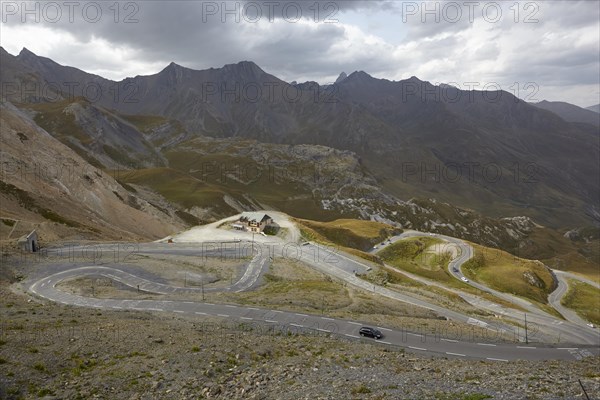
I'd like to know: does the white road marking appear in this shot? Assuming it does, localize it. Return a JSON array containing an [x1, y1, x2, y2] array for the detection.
[[348, 322, 361, 326], [265, 320, 277, 323], [295, 313, 308, 317], [217, 314, 229, 317], [317, 328, 331, 332], [441, 339, 458, 343], [240, 317, 253, 320], [271, 310, 283, 313], [345, 334, 360, 338], [517, 346, 536, 349], [248, 307, 259, 310], [173, 310, 184, 314], [225, 305, 237, 308], [322, 317, 335, 321], [486, 357, 508, 362], [112, 306, 122, 309], [408, 346, 427, 351], [407, 333, 423, 337], [290, 323, 303, 327], [195, 312, 207, 315], [377, 327, 392, 332], [477, 343, 497, 347], [380, 341, 392, 345], [446, 352, 466, 357], [558, 348, 578, 350], [148, 308, 163, 312]]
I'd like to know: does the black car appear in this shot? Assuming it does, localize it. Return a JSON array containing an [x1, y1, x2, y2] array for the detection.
[[359, 327, 383, 339]]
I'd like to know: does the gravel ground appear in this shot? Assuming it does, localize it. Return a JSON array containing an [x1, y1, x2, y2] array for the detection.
[[1, 281, 599, 400]]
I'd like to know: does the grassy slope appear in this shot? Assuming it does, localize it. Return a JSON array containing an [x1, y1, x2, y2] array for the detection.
[[520, 228, 599, 283], [29, 99, 92, 144], [462, 243, 556, 305], [379, 237, 454, 283], [28, 99, 105, 168], [119, 114, 188, 147], [160, 139, 599, 288], [119, 114, 171, 133], [229, 259, 442, 325], [561, 279, 600, 325], [296, 218, 400, 252], [294, 219, 396, 265], [290, 225, 504, 315], [164, 147, 346, 221], [107, 167, 240, 217], [378, 237, 528, 311]]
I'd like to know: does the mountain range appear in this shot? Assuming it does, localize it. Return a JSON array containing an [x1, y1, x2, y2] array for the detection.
[[3, 47, 598, 229], [0, 47, 599, 270], [532, 100, 600, 127], [586, 104, 600, 113]]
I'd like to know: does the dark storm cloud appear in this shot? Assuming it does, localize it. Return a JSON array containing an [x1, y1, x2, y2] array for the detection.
[[0, 0, 598, 105], [1, 1, 398, 70]]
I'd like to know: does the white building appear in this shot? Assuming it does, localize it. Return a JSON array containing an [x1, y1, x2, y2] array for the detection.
[[17, 230, 39, 252], [238, 212, 274, 233]]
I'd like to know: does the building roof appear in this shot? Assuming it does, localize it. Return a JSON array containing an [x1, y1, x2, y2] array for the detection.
[[17, 230, 37, 242], [240, 212, 272, 223]]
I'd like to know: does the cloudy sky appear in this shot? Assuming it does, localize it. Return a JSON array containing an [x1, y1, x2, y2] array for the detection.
[[1, 0, 599, 106]]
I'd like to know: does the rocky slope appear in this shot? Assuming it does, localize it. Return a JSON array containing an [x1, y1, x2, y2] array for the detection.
[[0, 102, 183, 242]]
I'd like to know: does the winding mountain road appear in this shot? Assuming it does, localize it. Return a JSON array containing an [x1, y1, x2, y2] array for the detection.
[[371, 231, 599, 345], [549, 271, 600, 328], [23, 216, 599, 360], [27, 263, 599, 361]]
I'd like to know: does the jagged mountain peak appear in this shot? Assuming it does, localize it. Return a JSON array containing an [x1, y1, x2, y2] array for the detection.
[[221, 60, 266, 78], [16, 47, 45, 64], [405, 75, 423, 83], [347, 70, 374, 81], [335, 72, 348, 84], [160, 61, 188, 73], [18, 47, 37, 57], [156, 60, 269, 83]]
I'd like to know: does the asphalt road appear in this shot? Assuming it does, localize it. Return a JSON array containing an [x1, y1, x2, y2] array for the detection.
[[549, 271, 599, 328], [21, 217, 599, 360], [28, 266, 599, 361], [371, 231, 600, 345]]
